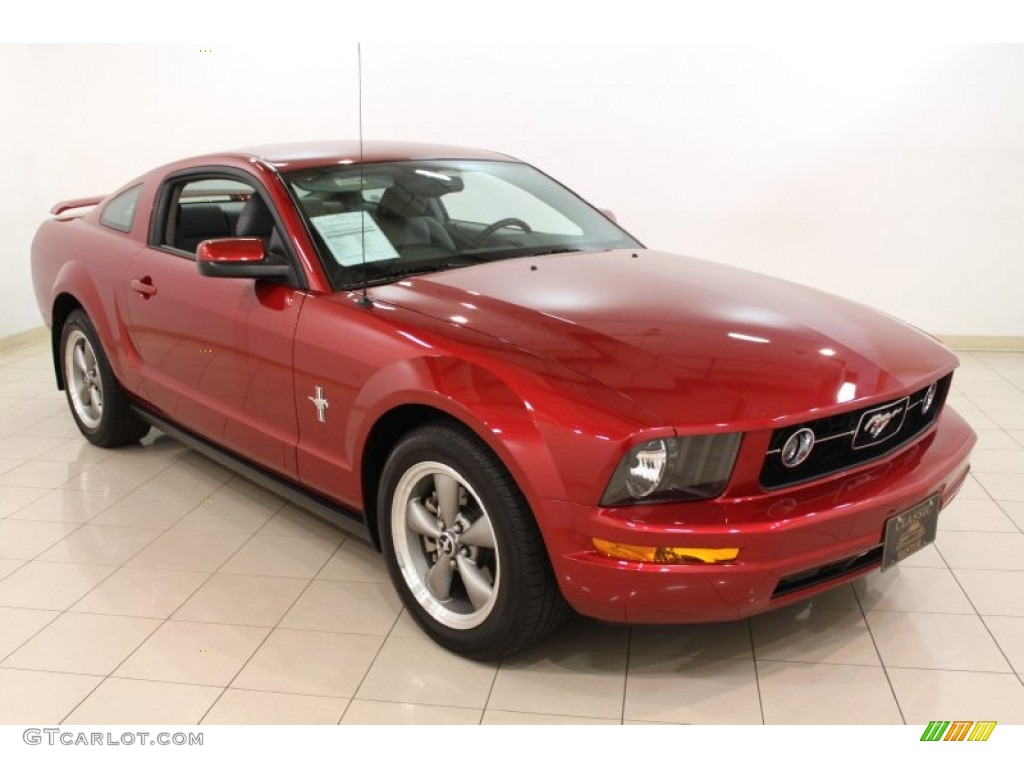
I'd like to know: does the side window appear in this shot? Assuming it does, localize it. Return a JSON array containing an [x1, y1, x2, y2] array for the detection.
[[100, 185, 143, 233], [160, 177, 281, 255]]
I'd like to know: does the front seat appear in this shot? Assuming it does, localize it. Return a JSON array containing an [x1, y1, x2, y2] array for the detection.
[[375, 186, 455, 251], [176, 204, 231, 252]]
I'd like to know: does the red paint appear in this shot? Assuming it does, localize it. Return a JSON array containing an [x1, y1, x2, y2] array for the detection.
[[50, 195, 106, 216], [30, 142, 976, 625], [196, 237, 265, 263]]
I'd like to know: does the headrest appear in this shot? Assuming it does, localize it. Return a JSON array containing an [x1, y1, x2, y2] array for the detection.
[[236, 195, 275, 237], [377, 185, 429, 218]]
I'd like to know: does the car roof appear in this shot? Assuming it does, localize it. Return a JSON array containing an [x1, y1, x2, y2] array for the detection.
[[185, 141, 520, 172]]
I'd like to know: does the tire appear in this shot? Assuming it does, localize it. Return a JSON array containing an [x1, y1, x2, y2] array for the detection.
[[378, 422, 567, 659], [59, 310, 149, 447]]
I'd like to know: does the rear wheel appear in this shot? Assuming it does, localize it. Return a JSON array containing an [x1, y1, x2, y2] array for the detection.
[[60, 310, 149, 447], [378, 423, 566, 659]]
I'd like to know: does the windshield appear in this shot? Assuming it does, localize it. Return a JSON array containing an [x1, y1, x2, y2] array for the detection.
[[283, 160, 641, 290]]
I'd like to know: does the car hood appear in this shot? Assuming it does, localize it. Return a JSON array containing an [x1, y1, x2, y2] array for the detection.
[[371, 249, 957, 430]]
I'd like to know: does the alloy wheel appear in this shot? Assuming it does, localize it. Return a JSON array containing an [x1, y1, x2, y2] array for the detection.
[[391, 461, 500, 630], [64, 328, 104, 430]]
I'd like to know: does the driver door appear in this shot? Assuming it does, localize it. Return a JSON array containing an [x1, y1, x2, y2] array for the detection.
[[123, 170, 305, 478]]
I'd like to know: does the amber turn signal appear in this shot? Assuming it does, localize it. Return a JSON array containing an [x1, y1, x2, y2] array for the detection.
[[592, 538, 739, 564]]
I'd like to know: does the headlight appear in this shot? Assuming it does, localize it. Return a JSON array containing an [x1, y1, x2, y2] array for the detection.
[[625, 439, 669, 498], [601, 433, 742, 506]]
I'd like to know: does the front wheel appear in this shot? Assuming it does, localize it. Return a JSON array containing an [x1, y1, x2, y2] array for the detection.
[[60, 310, 149, 447], [378, 423, 566, 659]]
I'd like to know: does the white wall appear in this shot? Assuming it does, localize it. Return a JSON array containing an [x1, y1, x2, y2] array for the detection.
[[2, 43, 1021, 339], [1, 45, 42, 340]]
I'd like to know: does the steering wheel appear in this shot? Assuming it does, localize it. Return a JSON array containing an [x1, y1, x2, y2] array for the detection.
[[471, 217, 533, 246]]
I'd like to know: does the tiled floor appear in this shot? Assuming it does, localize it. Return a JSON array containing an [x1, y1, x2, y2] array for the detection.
[[2, 338, 1024, 725]]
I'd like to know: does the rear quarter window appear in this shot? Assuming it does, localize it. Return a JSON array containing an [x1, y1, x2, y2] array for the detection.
[[100, 185, 143, 233]]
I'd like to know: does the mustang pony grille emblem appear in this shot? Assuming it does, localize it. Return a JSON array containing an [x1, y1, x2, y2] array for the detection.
[[865, 409, 899, 438], [853, 397, 909, 449], [308, 386, 330, 423]]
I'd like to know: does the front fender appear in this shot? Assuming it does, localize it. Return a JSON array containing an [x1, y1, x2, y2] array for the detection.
[[293, 295, 665, 517], [349, 356, 567, 503], [350, 349, 664, 507]]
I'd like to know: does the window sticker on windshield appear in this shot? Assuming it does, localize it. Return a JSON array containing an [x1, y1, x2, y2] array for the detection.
[[310, 212, 399, 267]]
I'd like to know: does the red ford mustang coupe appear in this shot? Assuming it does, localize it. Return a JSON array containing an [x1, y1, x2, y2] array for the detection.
[[31, 141, 976, 658]]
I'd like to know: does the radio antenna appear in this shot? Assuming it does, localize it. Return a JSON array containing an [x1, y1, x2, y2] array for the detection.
[[356, 43, 372, 309]]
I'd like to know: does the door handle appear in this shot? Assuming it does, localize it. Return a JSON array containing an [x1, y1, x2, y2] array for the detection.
[[130, 277, 157, 297]]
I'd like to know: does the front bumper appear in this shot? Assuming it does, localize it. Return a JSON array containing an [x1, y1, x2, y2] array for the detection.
[[537, 407, 976, 623]]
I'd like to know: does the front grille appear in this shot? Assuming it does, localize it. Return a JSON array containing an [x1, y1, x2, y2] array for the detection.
[[771, 546, 883, 598], [759, 374, 951, 490]]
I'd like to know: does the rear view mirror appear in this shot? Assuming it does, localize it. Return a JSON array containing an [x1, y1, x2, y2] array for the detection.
[[599, 208, 617, 223], [196, 238, 291, 279]]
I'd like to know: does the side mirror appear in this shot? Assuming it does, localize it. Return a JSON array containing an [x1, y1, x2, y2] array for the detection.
[[196, 238, 291, 279], [599, 208, 617, 223]]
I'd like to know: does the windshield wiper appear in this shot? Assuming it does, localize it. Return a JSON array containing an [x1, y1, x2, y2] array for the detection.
[[459, 246, 587, 262], [518, 247, 587, 257], [343, 248, 591, 290], [355, 259, 485, 287]]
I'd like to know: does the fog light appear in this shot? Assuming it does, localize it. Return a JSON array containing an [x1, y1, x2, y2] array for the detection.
[[921, 382, 937, 414], [781, 427, 815, 467], [593, 539, 739, 564]]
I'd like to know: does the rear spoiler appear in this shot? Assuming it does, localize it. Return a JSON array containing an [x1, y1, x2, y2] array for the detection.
[[50, 195, 106, 216]]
